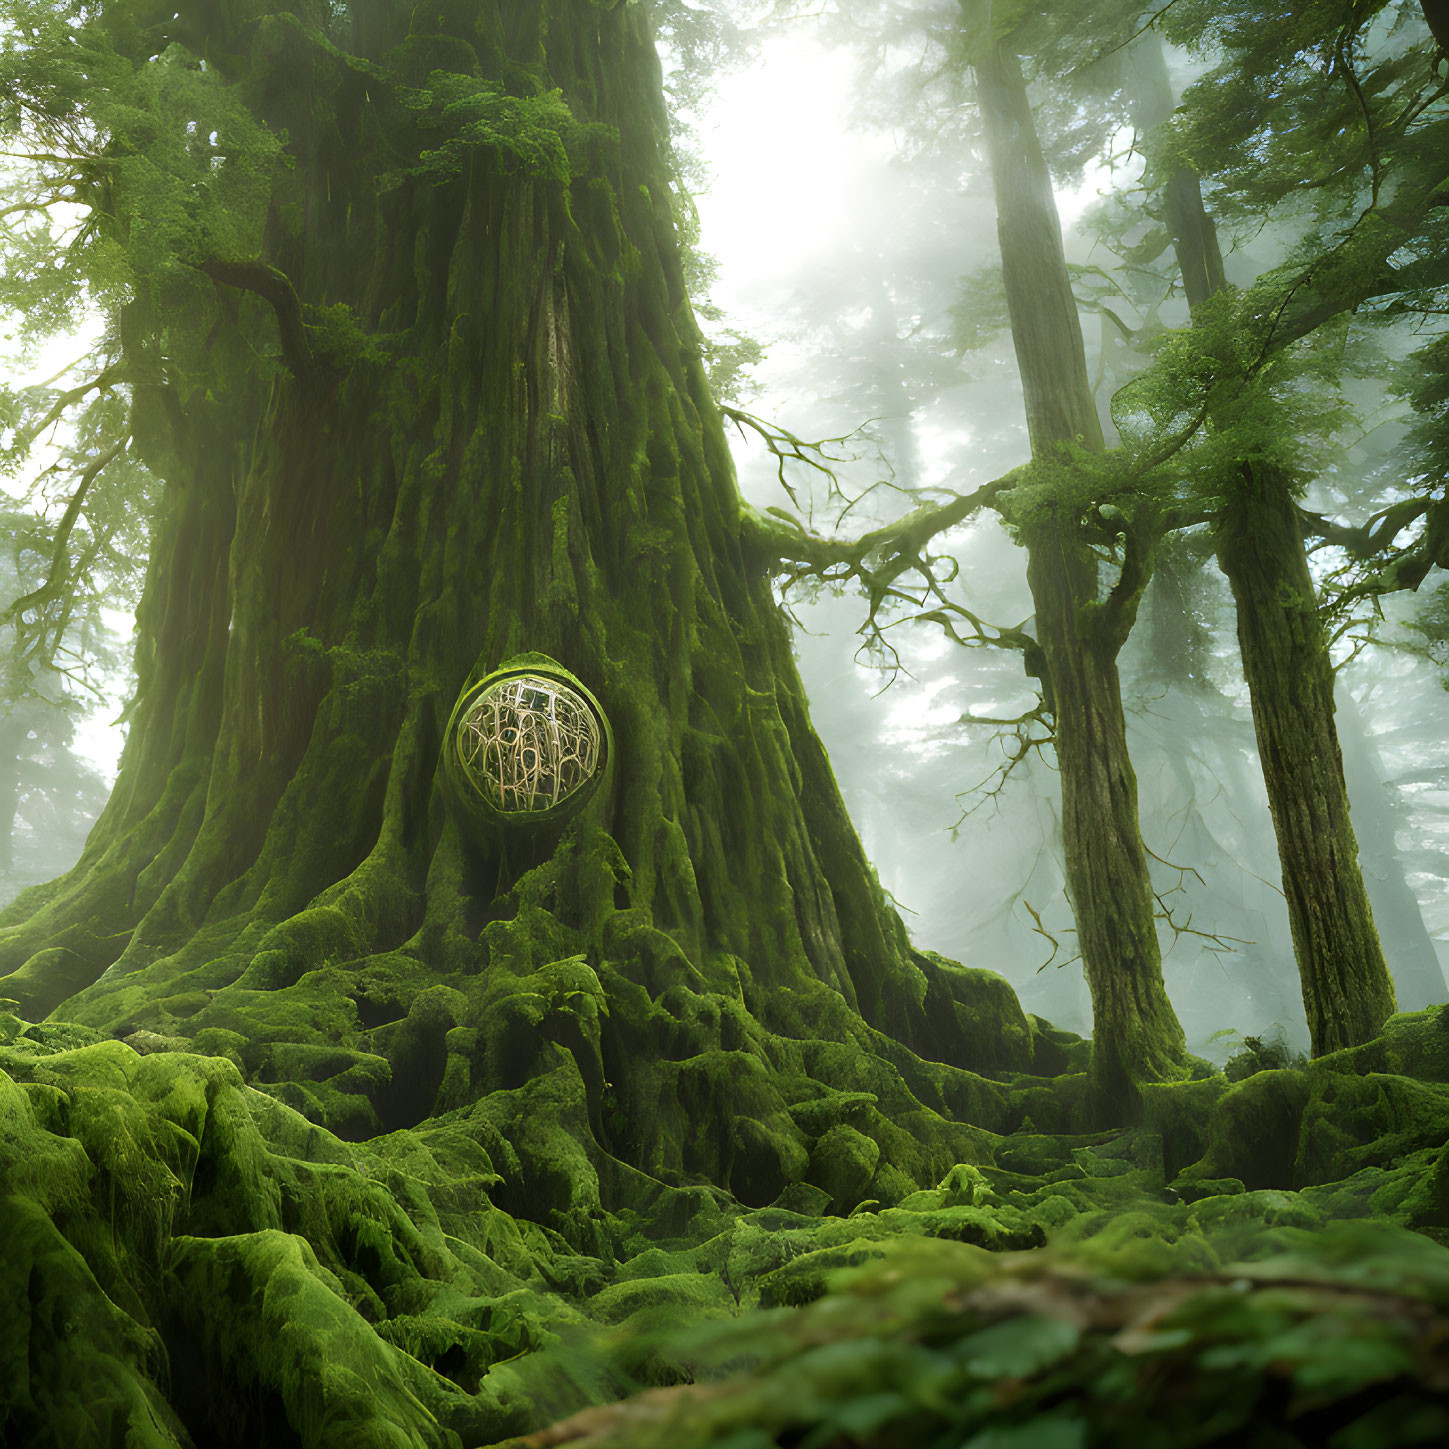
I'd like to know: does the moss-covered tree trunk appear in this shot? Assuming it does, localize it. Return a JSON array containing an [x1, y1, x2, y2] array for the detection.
[[1135, 34, 1400, 1053], [975, 42, 1188, 1107], [0, 0, 1036, 1217], [1215, 476, 1397, 1052]]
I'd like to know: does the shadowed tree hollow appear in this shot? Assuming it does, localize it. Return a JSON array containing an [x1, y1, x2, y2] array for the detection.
[[0, 0, 1054, 1208]]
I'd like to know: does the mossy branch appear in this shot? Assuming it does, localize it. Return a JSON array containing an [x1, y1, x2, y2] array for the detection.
[[742, 474, 1014, 613], [195, 260, 317, 386], [1095, 510, 1159, 652], [1300, 493, 1448, 600]]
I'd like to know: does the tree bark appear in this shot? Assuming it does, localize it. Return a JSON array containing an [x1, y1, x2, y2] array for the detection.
[[976, 42, 1188, 1107], [1215, 476, 1397, 1051]]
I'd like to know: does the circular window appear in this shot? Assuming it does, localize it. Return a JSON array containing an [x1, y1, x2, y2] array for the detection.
[[452, 672, 604, 817]]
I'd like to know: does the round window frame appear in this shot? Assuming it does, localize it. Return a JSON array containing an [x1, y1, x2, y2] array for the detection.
[[443, 661, 611, 831]]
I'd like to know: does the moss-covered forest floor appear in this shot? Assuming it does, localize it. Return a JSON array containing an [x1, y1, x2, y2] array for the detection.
[[5, 997, 1449, 1447]]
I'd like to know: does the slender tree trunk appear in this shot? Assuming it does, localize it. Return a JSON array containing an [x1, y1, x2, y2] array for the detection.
[[1126, 37, 1225, 310], [975, 42, 1188, 1107], [1215, 476, 1397, 1050], [1135, 32, 1401, 1052]]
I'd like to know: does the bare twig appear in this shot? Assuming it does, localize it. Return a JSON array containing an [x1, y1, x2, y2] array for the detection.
[[1023, 898, 1081, 973]]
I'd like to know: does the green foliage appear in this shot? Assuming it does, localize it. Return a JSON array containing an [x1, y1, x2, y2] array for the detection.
[[1217, 1026, 1311, 1082], [0, 17, 283, 331], [506, 1224, 1449, 1448], [1152, 0, 1439, 223], [381, 72, 591, 188], [1108, 288, 1356, 503]]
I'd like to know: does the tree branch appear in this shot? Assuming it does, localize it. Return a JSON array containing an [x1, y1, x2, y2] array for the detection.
[[741, 472, 1016, 611], [14, 362, 128, 452], [195, 259, 316, 384], [1096, 511, 1158, 651], [1, 440, 126, 628], [1297, 496, 1432, 559]]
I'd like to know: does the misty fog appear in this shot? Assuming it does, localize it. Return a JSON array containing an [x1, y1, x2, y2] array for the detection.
[[687, 12, 1449, 1060]]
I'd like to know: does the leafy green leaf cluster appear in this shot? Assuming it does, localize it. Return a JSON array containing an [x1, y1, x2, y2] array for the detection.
[[382, 72, 590, 189], [1153, 0, 1443, 225], [0, 12, 283, 341], [1109, 287, 1356, 509]]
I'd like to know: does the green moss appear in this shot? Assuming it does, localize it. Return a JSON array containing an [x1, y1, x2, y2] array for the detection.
[[1295, 1070, 1449, 1186], [8, 993, 1449, 1448], [588, 1271, 736, 1326], [1140, 1074, 1231, 1178], [1181, 1068, 1311, 1191], [1190, 1188, 1326, 1233], [234, 907, 364, 992], [914, 952, 1035, 1076], [804, 1124, 880, 1214], [165, 1229, 519, 1447], [1025, 1015, 1094, 1075], [0, 1194, 188, 1449]]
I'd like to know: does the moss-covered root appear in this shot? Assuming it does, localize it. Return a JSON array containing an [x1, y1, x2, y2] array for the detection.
[[163, 1230, 508, 1449], [0, 1032, 542, 1448], [0, 1193, 191, 1449]]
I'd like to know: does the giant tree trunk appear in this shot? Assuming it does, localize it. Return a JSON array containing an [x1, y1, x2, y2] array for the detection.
[[975, 43, 1188, 1107], [0, 0, 1029, 1211], [1135, 33, 1402, 1052]]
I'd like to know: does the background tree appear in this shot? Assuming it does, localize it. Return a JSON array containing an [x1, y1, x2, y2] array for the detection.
[[1114, 0, 1449, 1051], [0, 387, 146, 908], [0, 690, 108, 898], [745, 0, 1448, 1064], [744, 3, 1198, 1110], [971, 28, 1190, 1105]]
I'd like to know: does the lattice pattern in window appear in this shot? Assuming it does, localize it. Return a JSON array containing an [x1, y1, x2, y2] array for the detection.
[[456, 674, 601, 814]]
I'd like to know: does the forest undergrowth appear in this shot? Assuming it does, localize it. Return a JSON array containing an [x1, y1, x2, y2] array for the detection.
[[6, 977, 1449, 1448]]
